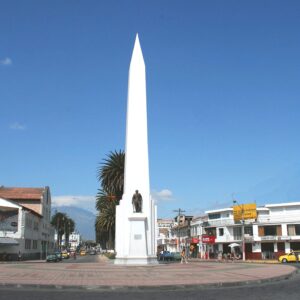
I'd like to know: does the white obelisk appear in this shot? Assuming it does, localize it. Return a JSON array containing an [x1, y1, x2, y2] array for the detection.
[[114, 34, 157, 265]]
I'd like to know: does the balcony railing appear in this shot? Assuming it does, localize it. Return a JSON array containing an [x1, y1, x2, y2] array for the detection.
[[260, 235, 278, 241], [203, 219, 236, 227]]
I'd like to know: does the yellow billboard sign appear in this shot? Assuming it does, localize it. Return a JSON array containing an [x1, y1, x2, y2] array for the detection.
[[233, 203, 257, 221]]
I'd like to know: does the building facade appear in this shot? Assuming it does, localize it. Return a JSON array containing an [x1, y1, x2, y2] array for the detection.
[[0, 187, 55, 260], [156, 218, 175, 253], [203, 202, 300, 260], [157, 201, 300, 260], [55, 231, 82, 250]]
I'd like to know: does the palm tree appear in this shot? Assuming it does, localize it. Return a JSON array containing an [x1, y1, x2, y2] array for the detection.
[[97, 150, 125, 200], [51, 212, 76, 250], [95, 150, 125, 249], [51, 212, 66, 249], [65, 218, 75, 248], [95, 200, 116, 249]]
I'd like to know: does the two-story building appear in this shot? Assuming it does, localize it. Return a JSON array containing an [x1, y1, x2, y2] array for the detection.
[[203, 202, 300, 260], [156, 218, 175, 253], [169, 215, 193, 253], [0, 186, 55, 260]]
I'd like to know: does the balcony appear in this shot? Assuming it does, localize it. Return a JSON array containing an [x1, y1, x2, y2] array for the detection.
[[260, 235, 278, 241], [203, 219, 236, 227]]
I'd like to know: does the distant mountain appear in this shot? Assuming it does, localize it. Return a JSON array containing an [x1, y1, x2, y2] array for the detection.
[[51, 206, 96, 241]]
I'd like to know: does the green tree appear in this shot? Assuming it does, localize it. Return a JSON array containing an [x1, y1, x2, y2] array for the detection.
[[65, 218, 75, 248], [95, 150, 125, 250], [51, 212, 76, 249], [97, 150, 125, 199]]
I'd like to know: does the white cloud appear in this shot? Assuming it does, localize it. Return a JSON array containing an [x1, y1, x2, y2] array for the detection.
[[52, 195, 96, 213], [152, 189, 174, 203], [10, 122, 26, 130], [0, 57, 12, 65]]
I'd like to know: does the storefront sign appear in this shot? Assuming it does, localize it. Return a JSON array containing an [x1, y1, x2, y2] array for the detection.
[[278, 236, 290, 241], [201, 235, 216, 244], [233, 203, 257, 221], [186, 238, 200, 244], [0, 210, 19, 231]]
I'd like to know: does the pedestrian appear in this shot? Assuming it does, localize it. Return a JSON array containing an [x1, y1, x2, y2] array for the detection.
[[18, 251, 22, 261], [181, 248, 188, 264], [292, 250, 299, 263], [73, 251, 77, 260]]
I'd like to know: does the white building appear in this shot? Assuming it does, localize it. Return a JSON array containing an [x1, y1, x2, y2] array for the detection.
[[169, 215, 193, 253], [55, 232, 81, 250], [156, 218, 175, 252], [0, 187, 55, 260], [190, 215, 207, 258], [203, 201, 300, 260]]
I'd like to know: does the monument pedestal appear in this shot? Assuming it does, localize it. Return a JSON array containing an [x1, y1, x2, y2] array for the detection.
[[114, 214, 158, 265]]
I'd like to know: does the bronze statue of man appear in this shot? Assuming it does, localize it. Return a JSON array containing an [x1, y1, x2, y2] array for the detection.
[[132, 190, 142, 213]]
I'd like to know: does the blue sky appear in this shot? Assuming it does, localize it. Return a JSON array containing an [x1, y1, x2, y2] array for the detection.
[[1, 1, 300, 218]]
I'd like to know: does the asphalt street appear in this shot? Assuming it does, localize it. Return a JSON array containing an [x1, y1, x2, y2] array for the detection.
[[0, 255, 299, 300], [0, 271, 300, 300]]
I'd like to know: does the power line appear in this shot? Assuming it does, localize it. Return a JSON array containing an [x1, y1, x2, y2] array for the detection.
[[173, 208, 186, 225]]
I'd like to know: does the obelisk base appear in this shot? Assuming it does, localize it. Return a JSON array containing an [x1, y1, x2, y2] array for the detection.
[[114, 215, 158, 265]]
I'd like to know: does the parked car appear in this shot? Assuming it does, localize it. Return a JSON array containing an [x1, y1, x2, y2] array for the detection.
[[46, 253, 59, 262], [279, 251, 300, 263], [55, 251, 62, 261], [171, 252, 181, 261], [89, 250, 96, 255], [158, 251, 173, 261], [61, 251, 70, 259], [80, 250, 86, 256]]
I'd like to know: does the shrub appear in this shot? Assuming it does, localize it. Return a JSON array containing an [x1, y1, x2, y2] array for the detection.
[[104, 252, 116, 259]]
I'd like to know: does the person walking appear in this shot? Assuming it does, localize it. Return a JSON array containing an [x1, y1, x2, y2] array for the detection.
[[181, 248, 188, 264]]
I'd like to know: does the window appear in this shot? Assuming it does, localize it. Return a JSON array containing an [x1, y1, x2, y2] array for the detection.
[[25, 239, 31, 249], [264, 226, 277, 236], [288, 224, 300, 236], [33, 222, 39, 231], [205, 227, 216, 236], [233, 227, 242, 240], [244, 226, 253, 236], [258, 225, 280, 236], [208, 213, 221, 220], [218, 228, 224, 236], [32, 240, 38, 249], [25, 215, 33, 229], [296, 225, 300, 235]]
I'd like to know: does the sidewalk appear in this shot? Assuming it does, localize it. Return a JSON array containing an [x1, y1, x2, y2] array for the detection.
[[0, 255, 296, 290]]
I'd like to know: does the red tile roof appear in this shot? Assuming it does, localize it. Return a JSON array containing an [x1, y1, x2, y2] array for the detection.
[[0, 187, 45, 201]]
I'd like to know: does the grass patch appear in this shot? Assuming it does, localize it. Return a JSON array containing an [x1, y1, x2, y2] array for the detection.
[[103, 252, 116, 259]]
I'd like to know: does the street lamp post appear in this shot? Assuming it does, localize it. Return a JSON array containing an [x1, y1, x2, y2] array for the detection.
[[233, 200, 245, 261]]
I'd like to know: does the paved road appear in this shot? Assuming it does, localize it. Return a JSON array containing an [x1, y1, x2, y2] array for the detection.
[[0, 255, 299, 299], [0, 270, 299, 300], [63, 253, 99, 263]]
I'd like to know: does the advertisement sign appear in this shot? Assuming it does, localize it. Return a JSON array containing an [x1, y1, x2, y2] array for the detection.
[[0, 210, 19, 231], [191, 238, 199, 244], [201, 235, 216, 244], [233, 203, 257, 221], [186, 238, 200, 244]]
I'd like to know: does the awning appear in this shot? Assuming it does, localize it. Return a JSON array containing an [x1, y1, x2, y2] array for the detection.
[[0, 237, 19, 245]]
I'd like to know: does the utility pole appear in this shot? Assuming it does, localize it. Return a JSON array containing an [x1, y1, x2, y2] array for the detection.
[[173, 208, 186, 252], [173, 208, 186, 226], [233, 199, 245, 261]]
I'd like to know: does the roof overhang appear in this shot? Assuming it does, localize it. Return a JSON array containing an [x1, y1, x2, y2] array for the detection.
[[0, 237, 19, 245]]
